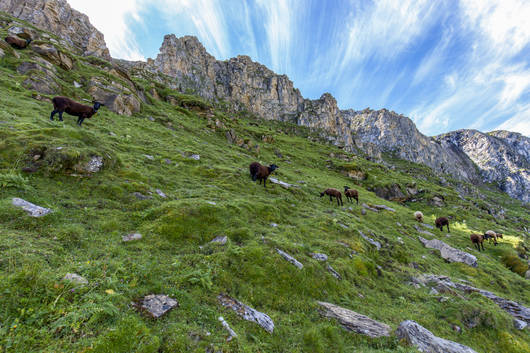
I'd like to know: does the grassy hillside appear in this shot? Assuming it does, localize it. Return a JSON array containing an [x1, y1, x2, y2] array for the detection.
[[0, 13, 529, 353]]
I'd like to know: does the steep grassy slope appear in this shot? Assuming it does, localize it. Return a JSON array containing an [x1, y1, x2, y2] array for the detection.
[[1, 14, 529, 353]]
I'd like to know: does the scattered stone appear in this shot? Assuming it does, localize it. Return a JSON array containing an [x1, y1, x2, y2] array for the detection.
[[452, 324, 461, 333], [430, 196, 445, 207], [439, 296, 449, 303], [206, 201, 217, 205], [109, 131, 117, 137], [276, 249, 303, 269], [12, 198, 52, 217], [136, 294, 178, 318], [270, 223, 278, 227], [144, 154, 154, 160], [133, 192, 152, 200], [63, 273, 88, 285], [268, 177, 297, 189], [218, 294, 274, 333], [361, 208, 367, 215], [419, 237, 477, 267], [73, 81, 82, 88], [396, 320, 477, 353], [218, 316, 237, 342], [155, 189, 167, 198], [414, 225, 435, 236], [397, 237, 404, 244], [359, 230, 381, 250], [327, 265, 342, 280], [148, 116, 155, 121], [309, 253, 328, 261], [189, 154, 200, 160], [514, 319, 527, 330], [164, 158, 172, 164], [317, 301, 391, 338], [338, 222, 349, 229], [525, 270, 530, 279], [421, 223, 434, 230], [429, 287, 439, 295], [372, 204, 396, 212], [81, 156, 103, 173], [337, 241, 350, 248], [210, 236, 227, 245], [361, 203, 379, 212], [122, 233, 142, 242], [396, 222, 402, 227]]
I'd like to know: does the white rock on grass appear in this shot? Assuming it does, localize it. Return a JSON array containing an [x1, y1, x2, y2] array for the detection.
[[359, 230, 381, 250], [415, 225, 435, 236], [155, 189, 167, 198], [276, 249, 303, 269], [419, 237, 477, 267], [396, 320, 478, 353], [372, 204, 396, 212], [210, 235, 227, 245], [136, 294, 178, 318], [63, 273, 88, 285], [309, 253, 328, 261], [218, 294, 274, 333], [361, 203, 379, 212], [219, 316, 237, 342], [268, 177, 298, 189], [327, 264, 342, 280], [122, 233, 142, 242], [12, 198, 52, 217], [317, 301, 391, 338]]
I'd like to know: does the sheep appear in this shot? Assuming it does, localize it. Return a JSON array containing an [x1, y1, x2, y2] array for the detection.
[[435, 217, 450, 232], [249, 162, 278, 188], [343, 186, 359, 204], [5, 36, 31, 49], [414, 211, 424, 222], [320, 188, 343, 206], [50, 97, 104, 126], [470, 233, 485, 251], [483, 230, 502, 246]]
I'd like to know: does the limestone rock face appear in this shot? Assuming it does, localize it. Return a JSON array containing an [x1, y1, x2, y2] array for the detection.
[[0, 0, 110, 58], [419, 237, 478, 267], [436, 130, 530, 203]]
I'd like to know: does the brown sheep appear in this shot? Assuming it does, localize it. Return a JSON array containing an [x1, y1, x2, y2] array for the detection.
[[249, 162, 278, 188], [483, 230, 502, 246], [470, 233, 485, 251], [5, 36, 31, 49], [50, 97, 104, 126], [435, 217, 450, 232], [320, 188, 343, 206], [343, 186, 359, 204]]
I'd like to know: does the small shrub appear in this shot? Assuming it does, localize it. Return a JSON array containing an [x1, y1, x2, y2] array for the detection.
[[0, 172, 31, 191], [501, 251, 528, 277]]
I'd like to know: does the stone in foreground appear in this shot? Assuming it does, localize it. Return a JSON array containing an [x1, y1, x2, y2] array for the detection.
[[419, 237, 477, 267], [210, 235, 228, 245], [122, 233, 142, 242], [136, 294, 178, 318], [317, 301, 391, 338], [12, 197, 52, 217], [396, 320, 477, 353], [309, 252, 328, 261], [268, 177, 298, 189], [218, 294, 274, 333], [63, 273, 88, 285], [276, 248, 304, 269]]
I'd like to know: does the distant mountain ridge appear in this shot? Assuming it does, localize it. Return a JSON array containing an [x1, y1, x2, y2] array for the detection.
[[2, 0, 528, 202]]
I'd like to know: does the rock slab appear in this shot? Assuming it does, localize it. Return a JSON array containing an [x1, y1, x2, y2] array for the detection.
[[218, 294, 274, 333], [309, 253, 328, 261], [12, 198, 52, 217], [122, 233, 142, 242], [137, 294, 178, 318], [276, 248, 303, 269], [359, 230, 381, 250], [396, 320, 478, 353], [419, 237, 477, 267], [63, 273, 88, 285], [210, 235, 227, 245], [317, 301, 391, 338]]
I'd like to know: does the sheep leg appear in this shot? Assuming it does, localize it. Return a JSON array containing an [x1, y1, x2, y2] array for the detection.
[[356, 197, 359, 205], [58, 111, 63, 122], [263, 178, 267, 188], [50, 110, 57, 121], [339, 196, 343, 206], [446, 224, 450, 233], [77, 117, 85, 126], [481, 242, 485, 251], [329, 195, 333, 203]]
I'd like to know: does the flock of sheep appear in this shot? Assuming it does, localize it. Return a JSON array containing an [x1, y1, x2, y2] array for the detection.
[[250, 162, 503, 253]]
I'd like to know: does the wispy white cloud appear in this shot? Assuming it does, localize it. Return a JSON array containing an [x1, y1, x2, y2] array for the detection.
[[494, 110, 530, 136], [68, 0, 144, 60]]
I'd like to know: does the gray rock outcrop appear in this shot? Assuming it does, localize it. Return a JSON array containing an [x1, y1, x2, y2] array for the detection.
[[419, 237, 477, 267], [136, 294, 178, 318], [218, 294, 274, 333], [276, 248, 303, 269], [396, 320, 477, 353], [12, 197, 52, 217]]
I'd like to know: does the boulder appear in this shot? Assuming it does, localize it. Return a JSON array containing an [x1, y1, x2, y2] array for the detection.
[[88, 84, 141, 116], [269, 177, 298, 189], [359, 230, 381, 250], [122, 233, 142, 242], [74, 156, 103, 174], [396, 320, 477, 353], [63, 273, 88, 285], [419, 237, 477, 267], [276, 248, 303, 269], [31, 43, 73, 70], [317, 301, 391, 338], [309, 253, 328, 261], [210, 235, 227, 245], [135, 294, 178, 318], [12, 197, 52, 217], [218, 294, 274, 333]]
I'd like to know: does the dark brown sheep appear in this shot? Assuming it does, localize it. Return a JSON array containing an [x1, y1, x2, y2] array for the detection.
[[343, 186, 359, 204], [249, 162, 278, 188], [470, 233, 485, 251], [5, 36, 31, 49], [320, 188, 343, 206], [50, 97, 104, 126], [435, 217, 450, 232]]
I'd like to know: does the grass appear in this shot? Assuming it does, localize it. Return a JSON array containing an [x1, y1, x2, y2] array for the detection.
[[0, 11, 529, 353]]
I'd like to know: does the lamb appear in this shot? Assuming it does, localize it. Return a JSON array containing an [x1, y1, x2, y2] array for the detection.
[[414, 211, 424, 222], [249, 162, 278, 188], [5, 36, 31, 49], [435, 217, 450, 232], [483, 230, 502, 246], [470, 233, 485, 251], [343, 186, 359, 204], [320, 188, 343, 206], [50, 97, 104, 126]]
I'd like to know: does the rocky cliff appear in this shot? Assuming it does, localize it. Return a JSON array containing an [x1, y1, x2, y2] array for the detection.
[[0, 0, 110, 59]]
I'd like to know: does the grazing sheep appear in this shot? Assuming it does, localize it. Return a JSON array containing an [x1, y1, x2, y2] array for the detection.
[[249, 162, 278, 188], [435, 217, 450, 232], [414, 211, 424, 222], [343, 186, 359, 204], [5, 36, 31, 49], [470, 233, 485, 251], [320, 188, 343, 206], [483, 230, 502, 246], [50, 97, 104, 126]]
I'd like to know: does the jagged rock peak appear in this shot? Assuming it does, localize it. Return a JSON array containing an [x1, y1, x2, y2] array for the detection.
[[0, 0, 110, 59]]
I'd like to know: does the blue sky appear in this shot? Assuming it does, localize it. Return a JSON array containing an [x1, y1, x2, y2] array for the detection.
[[69, 0, 530, 136]]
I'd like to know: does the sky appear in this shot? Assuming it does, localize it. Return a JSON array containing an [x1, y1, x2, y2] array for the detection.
[[68, 0, 530, 137]]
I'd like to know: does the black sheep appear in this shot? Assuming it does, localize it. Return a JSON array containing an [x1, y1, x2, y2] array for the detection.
[[50, 97, 104, 126], [344, 186, 359, 204], [435, 217, 450, 232], [320, 188, 343, 206], [249, 162, 278, 188]]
